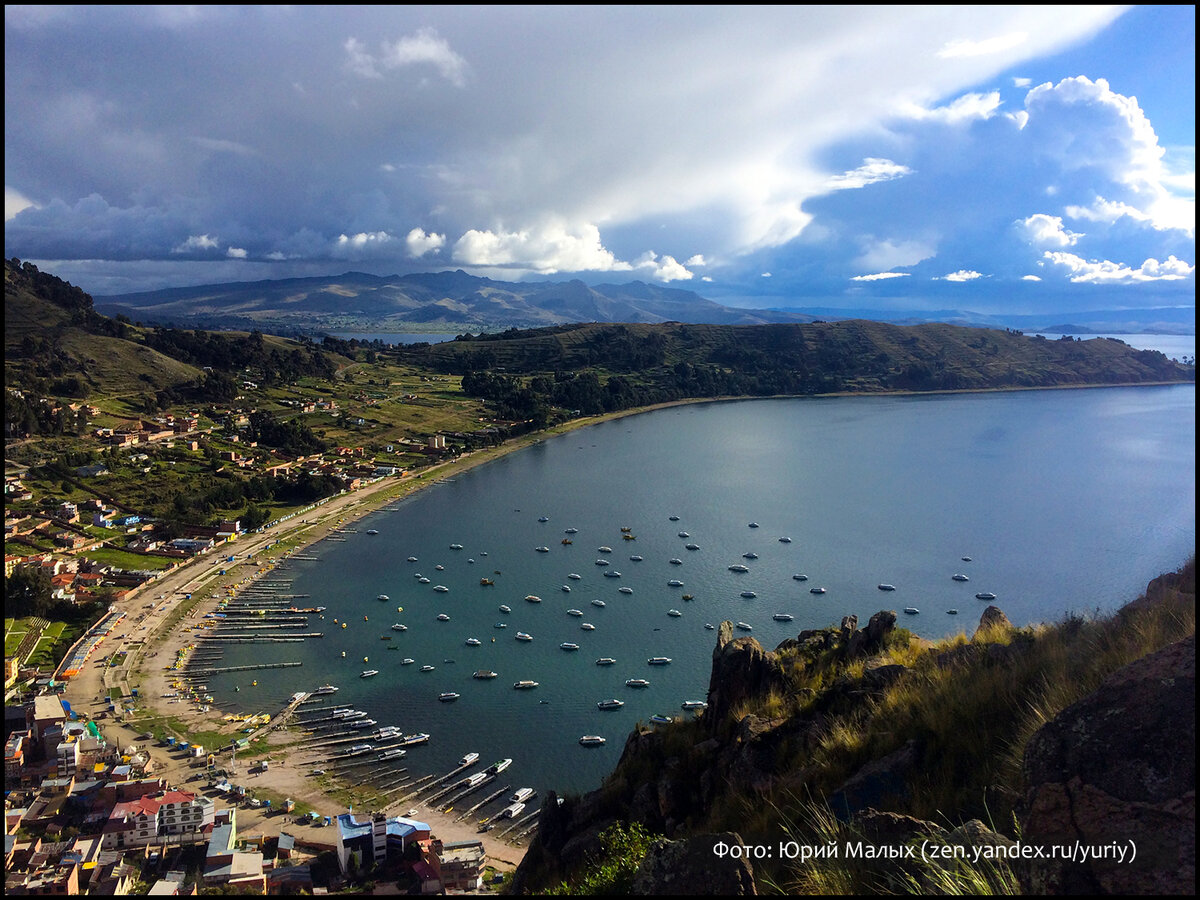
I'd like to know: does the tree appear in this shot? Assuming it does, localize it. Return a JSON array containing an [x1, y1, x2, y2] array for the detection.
[[6, 567, 53, 618]]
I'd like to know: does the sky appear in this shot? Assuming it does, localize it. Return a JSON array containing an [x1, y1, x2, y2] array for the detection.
[[4, 5, 1195, 316]]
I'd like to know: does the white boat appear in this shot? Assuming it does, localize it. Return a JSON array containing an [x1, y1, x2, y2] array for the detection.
[[538, 516, 549, 522], [685, 544, 700, 551], [437, 613, 451, 621], [596, 657, 616, 666], [367, 529, 379, 535], [535, 546, 550, 553], [669, 558, 683, 565], [975, 592, 997, 601], [391, 623, 408, 631], [667, 609, 682, 617], [561, 585, 571, 592], [580, 623, 595, 631], [499, 604, 511, 613], [740, 591, 757, 598], [487, 758, 513, 774], [513, 680, 539, 689], [439, 692, 460, 702], [810, 587, 826, 594], [510, 786, 536, 804], [421, 665, 435, 672], [596, 699, 625, 710], [629, 555, 643, 561], [952, 573, 970, 582], [314, 685, 339, 695], [565, 527, 578, 534], [597, 546, 613, 553], [595, 559, 610, 566], [500, 801, 526, 818], [617, 588, 632, 595], [677, 531, 689, 538], [361, 669, 379, 678], [435, 565, 444, 570], [433, 585, 449, 593], [465, 638, 482, 646], [705, 623, 715, 630], [515, 632, 533, 642], [378, 749, 407, 761], [398, 734, 429, 746], [377, 593, 390, 601], [903, 607, 920, 615], [735, 622, 753, 631], [460, 752, 479, 766], [626, 678, 650, 688], [682, 700, 708, 710], [647, 657, 672, 665], [728, 564, 749, 573], [579, 735, 606, 746], [748, 522, 759, 528], [473, 670, 498, 679], [792, 573, 808, 581], [525, 594, 542, 603], [401, 658, 415, 665], [493, 622, 507, 629], [772, 613, 794, 622], [743, 552, 758, 560], [568, 573, 582, 580], [668, 579, 684, 587], [407, 556, 418, 562], [567, 608, 583, 616], [878, 584, 896, 591], [418, 577, 431, 584], [779, 536, 792, 543], [603, 570, 621, 578], [593, 598, 608, 606], [560, 642, 580, 651], [450, 543, 464, 550], [649, 714, 673, 725], [669, 515, 680, 521]]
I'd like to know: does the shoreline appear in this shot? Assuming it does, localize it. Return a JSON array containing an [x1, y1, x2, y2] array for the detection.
[[58, 380, 1194, 869]]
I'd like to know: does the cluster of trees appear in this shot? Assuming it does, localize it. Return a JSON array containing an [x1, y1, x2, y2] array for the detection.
[[5, 566, 102, 621], [5, 389, 90, 438], [142, 328, 336, 384]]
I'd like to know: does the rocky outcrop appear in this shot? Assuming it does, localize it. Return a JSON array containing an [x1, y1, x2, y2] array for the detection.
[[629, 832, 757, 895], [1020, 634, 1196, 894], [829, 739, 924, 821], [705, 621, 786, 730], [973, 605, 1013, 639], [845, 609, 897, 658]]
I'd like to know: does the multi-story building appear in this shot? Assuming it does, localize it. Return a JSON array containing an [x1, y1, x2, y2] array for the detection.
[[100, 789, 215, 851]]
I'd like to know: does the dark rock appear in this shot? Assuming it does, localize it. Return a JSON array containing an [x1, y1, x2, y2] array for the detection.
[[861, 663, 907, 690], [1020, 634, 1195, 894], [830, 739, 922, 821], [705, 622, 785, 731], [630, 832, 757, 895], [853, 809, 946, 844], [847, 610, 897, 658], [973, 605, 1012, 640]]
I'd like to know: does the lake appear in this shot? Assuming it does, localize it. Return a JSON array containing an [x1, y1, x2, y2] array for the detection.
[[210, 384, 1195, 799]]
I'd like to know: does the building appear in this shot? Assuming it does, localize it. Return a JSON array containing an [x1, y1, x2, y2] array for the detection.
[[334, 811, 430, 874], [100, 789, 215, 851], [202, 810, 267, 892], [434, 839, 486, 891]]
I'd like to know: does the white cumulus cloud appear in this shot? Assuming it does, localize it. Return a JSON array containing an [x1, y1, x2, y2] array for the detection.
[[826, 158, 913, 190], [1042, 251, 1195, 283], [344, 28, 468, 87], [937, 31, 1028, 59], [850, 271, 910, 281], [405, 228, 445, 258], [452, 222, 631, 275], [1017, 213, 1083, 246], [633, 251, 694, 282], [936, 269, 986, 281], [226, 246, 247, 259], [171, 234, 219, 254]]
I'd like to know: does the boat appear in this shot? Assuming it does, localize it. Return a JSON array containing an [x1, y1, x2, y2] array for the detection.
[[773, 613, 794, 622], [596, 657, 616, 666], [560, 642, 580, 651], [565, 527, 579, 534], [792, 573, 808, 581], [435, 565, 444, 570], [669, 558, 683, 565], [437, 613, 451, 621], [377, 593, 390, 601], [962, 556, 972, 562], [975, 592, 997, 601], [499, 604, 511, 613], [810, 587, 826, 594], [647, 657, 672, 665], [947, 609, 959, 615], [535, 546, 550, 553], [618, 587, 633, 595], [626, 678, 650, 688], [367, 529, 379, 535], [678, 531, 690, 538], [493, 622, 507, 629], [952, 573, 970, 582], [434, 585, 449, 593], [401, 658, 415, 665], [596, 699, 625, 710], [669, 515, 680, 521], [561, 584, 572, 592], [313, 685, 339, 695], [480, 578, 494, 586], [779, 536, 793, 543], [473, 670, 498, 679], [878, 584, 896, 592], [668, 579, 684, 587], [623, 533, 636, 541], [903, 607, 920, 615], [513, 680, 539, 689], [500, 801, 526, 819], [579, 735, 607, 746], [361, 669, 379, 678], [630, 555, 643, 562], [487, 758, 513, 775], [525, 594, 542, 603], [562, 538, 572, 545], [567, 608, 583, 617], [705, 623, 715, 630], [685, 543, 700, 551], [580, 623, 595, 631], [682, 594, 694, 601], [402, 733, 430, 745], [740, 591, 757, 598], [681, 700, 708, 710], [515, 632, 533, 642], [668, 609, 682, 617], [748, 522, 759, 528], [597, 546, 613, 553], [735, 622, 753, 631], [465, 638, 482, 646], [407, 556, 418, 562], [728, 564, 749, 573], [460, 752, 479, 766], [743, 552, 758, 560], [593, 598, 608, 606], [418, 577, 431, 584], [538, 516, 549, 522], [421, 665, 435, 672], [381, 635, 392, 641], [595, 558, 610, 566], [439, 692, 460, 702], [391, 623, 408, 631], [603, 570, 622, 578], [378, 748, 407, 761]]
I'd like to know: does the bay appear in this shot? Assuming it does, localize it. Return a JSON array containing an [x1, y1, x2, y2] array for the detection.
[[210, 384, 1195, 799]]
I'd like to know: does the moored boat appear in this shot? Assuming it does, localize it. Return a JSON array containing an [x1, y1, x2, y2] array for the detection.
[[681, 700, 708, 710], [596, 657, 616, 666], [625, 678, 650, 688], [772, 613, 794, 622], [667, 609, 682, 617], [473, 670, 498, 679], [952, 573, 970, 582], [975, 592, 997, 601], [460, 752, 479, 766], [647, 657, 672, 665], [513, 680, 539, 689], [735, 622, 753, 631], [439, 692, 460, 702], [515, 632, 533, 642], [596, 699, 625, 710], [579, 735, 606, 746], [878, 584, 896, 591], [810, 587, 826, 594], [487, 758, 512, 775], [903, 607, 920, 615], [361, 669, 379, 678], [560, 642, 580, 651]]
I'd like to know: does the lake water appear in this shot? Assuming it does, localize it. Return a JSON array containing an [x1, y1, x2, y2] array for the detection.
[[211, 384, 1195, 801]]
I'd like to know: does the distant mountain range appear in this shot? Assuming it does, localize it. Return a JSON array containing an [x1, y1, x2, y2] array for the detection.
[[93, 270, 1195, 335]]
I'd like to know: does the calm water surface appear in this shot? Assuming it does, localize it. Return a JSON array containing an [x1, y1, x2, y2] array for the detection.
[[212, 385, 1195, 798]]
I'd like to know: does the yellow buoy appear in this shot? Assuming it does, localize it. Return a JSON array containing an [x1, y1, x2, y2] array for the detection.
[[363, 656, 369, 662], [342, 623, 347, 629], [341, 651, 346, 657]]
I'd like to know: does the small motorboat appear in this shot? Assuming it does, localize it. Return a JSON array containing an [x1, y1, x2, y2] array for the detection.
[[579, 735, 606, 746], [439, 692, 460, 702], [975, 592, 997, 601]]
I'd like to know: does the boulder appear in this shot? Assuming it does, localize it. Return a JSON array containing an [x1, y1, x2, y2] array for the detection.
[[1020, 635, 1195, 894], [829, 739, 923, 821], [972, 605, 1012, 640], [705, 622, 785, 731], [630, 832, 757, 895]]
